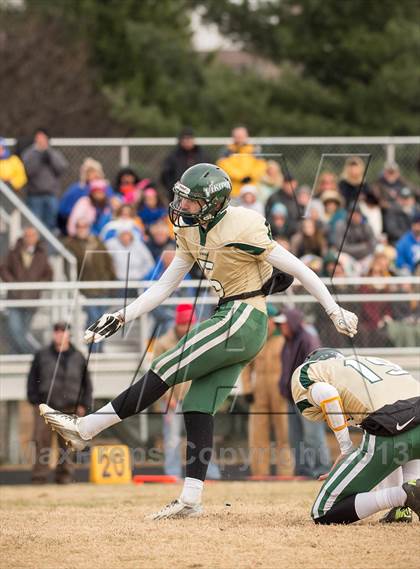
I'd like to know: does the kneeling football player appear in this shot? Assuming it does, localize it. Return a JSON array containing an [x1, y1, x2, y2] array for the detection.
[[291, 348, 420, 524], [40, 164, 358, 519]]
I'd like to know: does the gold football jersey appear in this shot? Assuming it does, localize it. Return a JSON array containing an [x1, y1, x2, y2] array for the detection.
[[174, 206, 276, 312], [292, 356, 420, 425]]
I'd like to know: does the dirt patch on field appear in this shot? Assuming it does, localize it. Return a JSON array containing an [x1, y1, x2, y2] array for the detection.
[[1, 482, 419, 569]]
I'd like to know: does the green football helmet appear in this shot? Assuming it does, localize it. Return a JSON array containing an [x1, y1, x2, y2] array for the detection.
[[169, 163, 232, 226], [305, 347, 344, 363]]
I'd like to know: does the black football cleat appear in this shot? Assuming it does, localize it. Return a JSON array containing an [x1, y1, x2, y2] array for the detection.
[[402, 479, 420, 520]]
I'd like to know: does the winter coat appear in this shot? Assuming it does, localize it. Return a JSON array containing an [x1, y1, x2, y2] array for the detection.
[[27, 343, 92, 410], [22, 144, 68, 196], [67, 196, 112, 237], [279, 308, 321, 402], [265, 189, 300, 236], [145, 237, 176, 261], [395, 231, 420, 273], [138, 205, 168, 227], [334, 219, 376, 260], [242, 333, 285, 396], [59, 182, 115, 218], [217, 144, 266, 197], [0, 154, 27, 191], [63, 235, 116, 296], [338, 179, 370, 208], [0, 238, 53, 299], [161, 145, 210, 200], [100, 218, 144, 242], [384, 205, 416, 244], [105, 236, 155, 280]]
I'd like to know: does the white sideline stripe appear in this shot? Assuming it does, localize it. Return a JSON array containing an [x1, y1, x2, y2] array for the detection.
[[153, 303, 240, 374], [161, 304, 254, 382], [312, 433, 366, 518], [323, 435, 376, 516]]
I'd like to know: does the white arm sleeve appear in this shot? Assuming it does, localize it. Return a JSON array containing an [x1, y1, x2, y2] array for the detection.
[[116, 255, 194, 323], [266, 243, 338, 313], [310, 382, 354, 455]]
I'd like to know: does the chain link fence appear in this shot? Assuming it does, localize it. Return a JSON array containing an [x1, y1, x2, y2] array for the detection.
[[6, 137, 420, 196]]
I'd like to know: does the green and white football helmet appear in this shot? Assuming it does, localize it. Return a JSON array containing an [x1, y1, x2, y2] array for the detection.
[[169, 163, 232, 226], [305, 347, 344, 363]]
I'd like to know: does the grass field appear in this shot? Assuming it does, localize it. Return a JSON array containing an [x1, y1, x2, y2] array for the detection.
[[1, 482, 419, 569]]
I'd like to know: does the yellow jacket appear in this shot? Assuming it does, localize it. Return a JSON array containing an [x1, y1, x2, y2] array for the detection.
[[217, 144, 267, 197], [0, 155, 27, 191]]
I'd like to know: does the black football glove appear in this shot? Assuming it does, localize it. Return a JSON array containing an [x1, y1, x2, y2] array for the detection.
[[84, 313, 124, 344]]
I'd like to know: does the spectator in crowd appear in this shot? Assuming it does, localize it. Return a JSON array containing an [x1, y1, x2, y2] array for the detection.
[[137, 187, 167, 229], [265, 174, 300, 236], [0, 137, 27, 191], [161, 128, 209, 202], [153, 304, 220, 479], [145, 218, 176, 261], [333, 205, 376, 274], [359, 190, 383, 239], [27, 322, 92, 484], [386, 263, 420, 347], [105, 227, 155, 284], [314, 252, 356, 348], [114, 167, 140, 200], [384, 187, 418, 245], [374, 161, 407, 208], [0, 227, 53, 353], [321, 190, 346, 245], [290, 218, 327, 259], [100, 204, 144, 242], [299, 254, 323, 276], [57, 158, 112, 235], [143, 245, 183, 336], [314, 171, 338, 198], [115, 170, 156, 206], [358, 254, 393, 347], [395, 212, 420, 273], [67, 179, 113, 237], [258, 160, 284, 203], [267, 203, 291, 240], [277, 308, 331, 478], [322, 250, 346, 279], [295, 185, 321, 219], [237, 184, 264, 215], [306, 200, 325, 229], [217, 125, 266, 197], [338, 156, 370, 209], [241, 305, 293, 477], [22, 128, 68, 231], [64, 220, 116, 348]]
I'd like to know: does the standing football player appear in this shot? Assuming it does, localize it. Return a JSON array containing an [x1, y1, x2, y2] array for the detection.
[[40, 163, 358, 519], [291, 348, 420, 524]]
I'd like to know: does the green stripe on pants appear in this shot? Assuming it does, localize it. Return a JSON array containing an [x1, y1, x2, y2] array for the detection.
[[157, 303, 249, 382], [312, 425, 420, 519], [151, 301, 268, 414], [312, 433, 371, 519]]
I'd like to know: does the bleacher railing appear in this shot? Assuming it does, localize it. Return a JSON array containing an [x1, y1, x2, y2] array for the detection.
[[1, 277, 419, 351]]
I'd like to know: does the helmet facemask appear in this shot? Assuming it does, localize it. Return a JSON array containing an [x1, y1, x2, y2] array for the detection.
[[169, 182, 227, 227]]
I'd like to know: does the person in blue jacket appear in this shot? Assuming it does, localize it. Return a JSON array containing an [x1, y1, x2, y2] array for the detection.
[[395, 211, 420, 273], [57, 158, 114, 234]]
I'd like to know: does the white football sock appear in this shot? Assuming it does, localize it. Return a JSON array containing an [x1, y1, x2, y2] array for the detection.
[[374, 467, 402, 490], [78, 402, 122, 440], [402, 460, 420, 482], [355, 486, 407, 519], [180, 477, 204, 505]]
